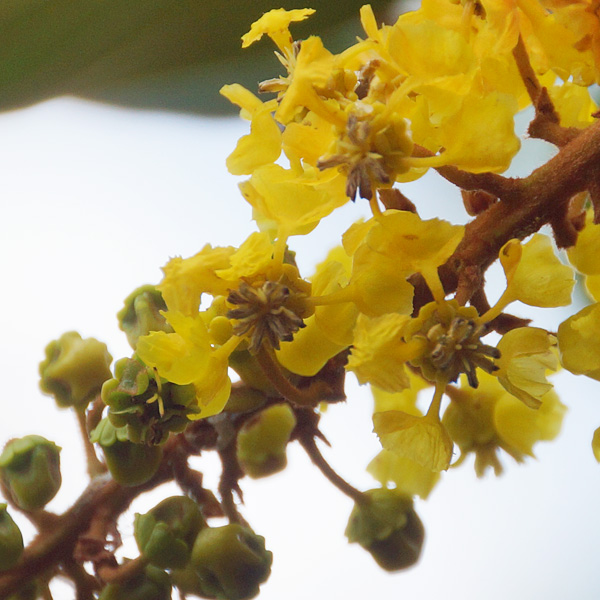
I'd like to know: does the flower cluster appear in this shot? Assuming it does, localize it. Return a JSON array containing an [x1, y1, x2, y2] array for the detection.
[[8, 2, 600, 596]]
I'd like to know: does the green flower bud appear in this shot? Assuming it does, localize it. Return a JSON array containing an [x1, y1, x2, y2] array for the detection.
[[90, 419, 162, 487], [236, 404, 296, 479], [40, 331, 112, 409], [117, 285, 173, 350], [102, 357, 198, 445], [189, 524, 272, 600], [99, 564, 172, 600], [134, 496, 206, 569], [0, 504, 23, 571], [0, 436, 62, 511], [345, 488, 424, 571]]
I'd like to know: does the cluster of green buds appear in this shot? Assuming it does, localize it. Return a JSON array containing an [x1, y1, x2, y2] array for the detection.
[[0, 435, 61, 511], [345, 488, 424, 571], [130, 496, 272, 599], [102, 357, 198, 445]]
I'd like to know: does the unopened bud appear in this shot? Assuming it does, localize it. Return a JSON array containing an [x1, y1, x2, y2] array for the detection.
[[99, 564, 171, 600], [189, 524, 272, 600], [117, 285, 172, 350], [40, 331, 112, 409], [0, 504, 23, 570], [134, 496, 206, 569], [90, 419, 162, 487], [0, 436, 61, 511], [236, 404, 296, 478], [345, 488, 424, 571]]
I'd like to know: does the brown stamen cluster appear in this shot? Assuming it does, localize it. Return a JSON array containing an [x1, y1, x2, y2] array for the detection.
[[317, 113, 390, 201], [427, 316, 500, 388], [227, 279, 306, 354]]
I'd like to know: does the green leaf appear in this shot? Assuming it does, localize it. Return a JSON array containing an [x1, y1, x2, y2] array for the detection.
[[0, 0, 397, 114]]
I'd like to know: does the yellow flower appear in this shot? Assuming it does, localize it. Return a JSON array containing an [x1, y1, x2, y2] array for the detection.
[[346, 313, 426, 393], [276, 246, 353, 376], [498, 234, 575, 308], [567, 209, 600, 276], [159, 245, 235, 316], [220, 84, 281, 176], [495, 327, 558, 409], [364, 210, 464, 301], [136, 311, 235, 419], [557, 302, 600, 380], [373, 408, 454, 472], [367, 449, 440, 499], [443, 372, 565, 476], [241, 8, 316, 53], [240, 164, 347, 239], [592, 427, 600, 463]]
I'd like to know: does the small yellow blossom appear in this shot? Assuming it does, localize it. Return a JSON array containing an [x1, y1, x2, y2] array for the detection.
[[567, 209, 600, 276], [136, 311, 235, 418], [241, 8, 315, 53], [495, 327, 558, 409], [592, 427, 600, 462], [373, 408, 454, 472], [347, 313, 425, 393], [498, 234, 575, 308], [220, 84, 281, 176], [557, 302, 600, 380]]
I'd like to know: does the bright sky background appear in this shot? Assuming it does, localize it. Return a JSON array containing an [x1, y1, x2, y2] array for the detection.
[[1, 97, 600, 599]]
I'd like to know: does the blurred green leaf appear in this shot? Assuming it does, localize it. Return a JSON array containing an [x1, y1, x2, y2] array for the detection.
[[0, 0, 399, 114]]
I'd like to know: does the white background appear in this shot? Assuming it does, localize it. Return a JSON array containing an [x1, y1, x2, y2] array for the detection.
[[1, 97, 599, 599]]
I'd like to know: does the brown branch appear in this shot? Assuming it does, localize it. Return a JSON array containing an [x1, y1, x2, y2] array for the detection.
[[412, 118, 600, 309]]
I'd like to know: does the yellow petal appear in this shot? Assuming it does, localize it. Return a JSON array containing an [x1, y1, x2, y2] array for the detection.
[[373, 410, 454, 472], [500, 234, 575, 307], [495, 327, 558, 408], [494, 389, 566, 457], [558, 302, 600, 380], [592, 427, 600, 463], [367, 449, 440, 499], [567, 210, 600, 275], [241, 8, 315, 51]]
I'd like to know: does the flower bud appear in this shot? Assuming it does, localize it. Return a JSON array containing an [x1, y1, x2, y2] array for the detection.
[[0, 504, 23, 570], [236, 404, 296, 478], [40, 331, 112, 409], [345, 488, 424, 571], [102, 357, 197, 445], [189, 524, 272, 600], [99, 564, 171, 600], [117, 285, 172, 350], [90, 419, 162, 487], [0, 436, 62, 511], [134, 496, 206, 569]]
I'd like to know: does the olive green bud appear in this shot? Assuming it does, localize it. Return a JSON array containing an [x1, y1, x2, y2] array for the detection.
[[345, 488, 424, 571], [0, 504, 23, 570], [0, 436, 62, 511], [236, 404, 296, 479], [40, 331, 112, 409], [189, 524, 272, 600], [102, 357, 198, 445], [134, 496, 206, 569], [99, 564, 172, 600], [117, 285, 173, 350], [90, 419, 162, 487]]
